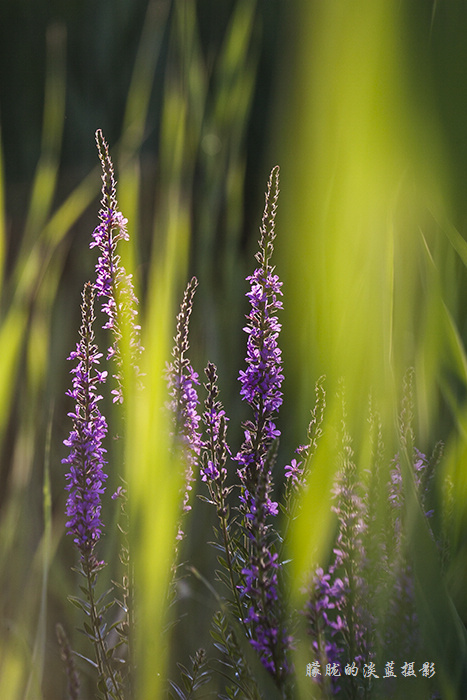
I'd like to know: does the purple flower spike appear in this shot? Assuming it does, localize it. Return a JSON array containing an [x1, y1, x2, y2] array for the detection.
[[62, 282, 108, 569], [92, 129, 143, 403], [166, 277, 202, 538], [201, 362, 230, 485], [236, 165, 283, 521], [166, 277, 202, 461], [234, 167, 291, 683]]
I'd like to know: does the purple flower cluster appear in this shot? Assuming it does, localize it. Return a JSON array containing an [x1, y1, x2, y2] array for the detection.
[[91, 129, 143, 403], [62, 282, 108, 568], [61, 135, 143, 699], [91, 209, 129, 322], [239, 547, 291, 679], [303, 568, 346, 680], [167, 365, 202, 462], [238, 268, 284, 418]]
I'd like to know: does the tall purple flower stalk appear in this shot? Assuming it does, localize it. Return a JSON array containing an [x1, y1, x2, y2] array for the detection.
[[62, 282, 108, 569], [91, 129, 143, 403], [62, 283, 124, 699], [235, 166, 290, 684], [330, 405, 369, 671], [383, 447, 435, 661], [201, 361, 229, 488], [302, 393, 371, 697], [236, 164, 283, 521], [166, 276, 202, 538], [201, 362, 245, 618], [379, 372, 439, 663]]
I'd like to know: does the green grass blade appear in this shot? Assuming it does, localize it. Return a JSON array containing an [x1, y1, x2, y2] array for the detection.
[[399, 443, 467, 699], [23, 408, 53, 700], [21, 24, 66, 257], [0, 121, 6, 301]]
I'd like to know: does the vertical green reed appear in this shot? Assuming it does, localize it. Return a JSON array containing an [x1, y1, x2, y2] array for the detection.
[[117, 0, 171, 278], [195, 0, 259, 386], [0, 123, 5, 299], [122, 3, 260, 696], [118, 9, 197, 688], [24, 414, 53, 700]]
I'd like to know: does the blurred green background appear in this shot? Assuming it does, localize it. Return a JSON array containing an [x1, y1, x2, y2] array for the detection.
[[2, 0, 467, 697]]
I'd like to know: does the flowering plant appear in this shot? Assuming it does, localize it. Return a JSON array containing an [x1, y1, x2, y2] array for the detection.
[[59, 132, 445, 700]]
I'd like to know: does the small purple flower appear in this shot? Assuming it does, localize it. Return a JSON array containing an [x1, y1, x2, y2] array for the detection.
[[112, 485, 127, 501], [62, 282, 108, 569], [284, 458, 304, 488]]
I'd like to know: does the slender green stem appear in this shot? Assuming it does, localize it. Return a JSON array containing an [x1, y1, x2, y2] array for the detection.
[[218, 499, 250, 639], [84, 559, 124, 700]]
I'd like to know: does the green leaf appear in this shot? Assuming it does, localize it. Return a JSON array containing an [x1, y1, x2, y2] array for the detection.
[[400, 445, 467, 698], [168, 680, 187, 700], [83, 621, 95, 640], [67, 595, 90, 614], [73, 650, 98, 670], [96, 587, 114, 608]]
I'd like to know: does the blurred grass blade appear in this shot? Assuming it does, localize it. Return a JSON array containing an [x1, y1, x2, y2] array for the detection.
[[173, 0, 206, 131], [197, 0, 258, 276], [0, 121, 6, 301], [118, 0, 171, 276], [400, 444, 467, 699], [24, 409, 53, 700], [126, 272, 183, 700], [120, 0, 170, 156], [435, 211, 467, 270], [420, 229, 467, 434], [0, 308, 27, 453], [20, 23, 66, 259], [126, 45, 193, 687], [159, 0, 205, 184]]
